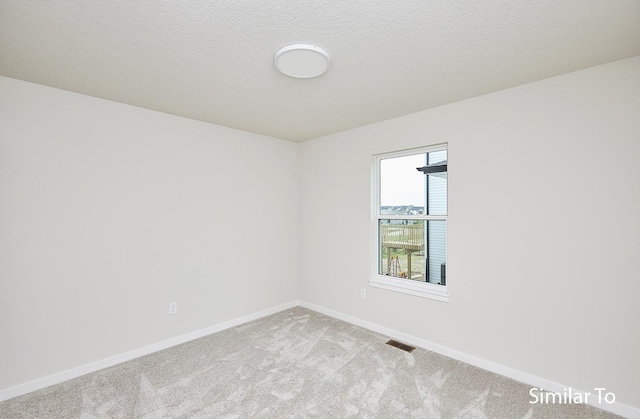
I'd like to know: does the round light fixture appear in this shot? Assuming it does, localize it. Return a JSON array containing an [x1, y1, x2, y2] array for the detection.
[[274, 44, 331, 79]]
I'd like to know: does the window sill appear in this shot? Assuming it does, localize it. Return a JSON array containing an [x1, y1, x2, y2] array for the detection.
[[369, 276, 449, 302]]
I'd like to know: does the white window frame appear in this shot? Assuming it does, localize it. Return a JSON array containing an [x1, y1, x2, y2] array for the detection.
[[371, 144, 449, 302]]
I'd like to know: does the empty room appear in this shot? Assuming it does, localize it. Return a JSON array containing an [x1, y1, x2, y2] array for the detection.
[[1, 1, 639, 418]]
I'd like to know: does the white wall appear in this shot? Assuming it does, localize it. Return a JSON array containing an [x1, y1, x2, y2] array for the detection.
[[299, 56, 640, 408], [0, 77, 299, 391], [2, 56, 639, 410]]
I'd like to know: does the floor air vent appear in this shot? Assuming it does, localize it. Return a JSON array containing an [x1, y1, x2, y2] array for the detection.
[[385, 339, 416, 353]]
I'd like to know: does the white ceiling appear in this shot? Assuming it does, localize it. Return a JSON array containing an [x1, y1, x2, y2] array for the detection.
[[2, 1, 639, 142]]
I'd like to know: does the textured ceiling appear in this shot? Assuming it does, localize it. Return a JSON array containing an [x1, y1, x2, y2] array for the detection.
[[1, 1, 640, 142]]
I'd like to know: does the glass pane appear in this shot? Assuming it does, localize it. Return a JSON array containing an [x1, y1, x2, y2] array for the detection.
[[379, 219, 446, 285], [379, 150, 447, 216], [380, 154, 425, 215]]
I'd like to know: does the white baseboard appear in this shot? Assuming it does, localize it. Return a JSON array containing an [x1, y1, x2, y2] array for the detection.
[[298, 300, 639, 419], [0, 300, 298, 403]]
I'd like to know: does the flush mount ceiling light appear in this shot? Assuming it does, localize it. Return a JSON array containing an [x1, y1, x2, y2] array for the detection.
[[274, 44, 331, 79]]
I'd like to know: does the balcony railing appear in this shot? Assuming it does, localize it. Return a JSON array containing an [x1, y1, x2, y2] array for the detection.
[[380, 223, 425, 251]]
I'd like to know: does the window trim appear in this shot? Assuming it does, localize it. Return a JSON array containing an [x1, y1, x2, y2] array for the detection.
[[371, 144, 449, 302]]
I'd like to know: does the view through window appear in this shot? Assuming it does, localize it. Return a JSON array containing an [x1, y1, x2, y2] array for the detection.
[[375, 146, 447, 293]]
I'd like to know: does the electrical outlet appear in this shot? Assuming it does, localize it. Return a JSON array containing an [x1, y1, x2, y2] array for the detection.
[[360, 288, 366, 299], [169, 302, 177, 315]]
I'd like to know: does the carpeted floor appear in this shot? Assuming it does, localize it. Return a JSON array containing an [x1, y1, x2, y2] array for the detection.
[[0, 307, 620, 418]]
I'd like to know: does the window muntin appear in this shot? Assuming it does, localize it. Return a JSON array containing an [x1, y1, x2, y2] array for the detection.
[[373, 145, 448, 300]]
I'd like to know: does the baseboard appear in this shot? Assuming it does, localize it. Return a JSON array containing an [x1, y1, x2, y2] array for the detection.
[[298, 300, 639, 419], [0, 300, 299, 403]]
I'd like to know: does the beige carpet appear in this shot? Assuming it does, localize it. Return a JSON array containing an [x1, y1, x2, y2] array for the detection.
[[0, 307, 619, 418]]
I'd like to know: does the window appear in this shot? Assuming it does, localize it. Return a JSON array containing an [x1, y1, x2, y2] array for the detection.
[[371, 145, 448, 301]]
